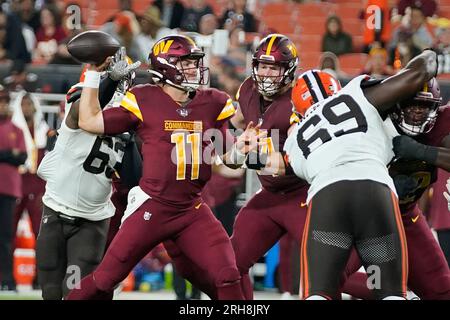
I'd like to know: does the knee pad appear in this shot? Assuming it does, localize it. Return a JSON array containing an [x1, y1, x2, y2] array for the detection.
[[214, 266, 241, 287], [42, 285, 63, 300]]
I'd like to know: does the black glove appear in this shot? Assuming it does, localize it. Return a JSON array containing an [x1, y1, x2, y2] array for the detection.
[[393, 135, 438, 165], [393, 174, 419, 199]]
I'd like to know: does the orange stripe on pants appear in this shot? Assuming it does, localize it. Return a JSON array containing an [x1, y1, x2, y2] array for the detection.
[[300, 201, 312, 299], [390, 191, 408, 297]]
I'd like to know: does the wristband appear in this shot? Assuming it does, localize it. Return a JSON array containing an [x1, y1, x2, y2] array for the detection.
[[83, 71, 101, 88]]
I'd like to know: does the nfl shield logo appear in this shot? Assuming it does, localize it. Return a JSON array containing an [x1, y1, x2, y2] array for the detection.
[[143, 212, 152, 221], [176, 108, 190, 117]]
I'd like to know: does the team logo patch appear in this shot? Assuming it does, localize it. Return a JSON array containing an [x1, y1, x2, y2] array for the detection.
[[176, 108, 191, 117], [143, 211, 152, 221]]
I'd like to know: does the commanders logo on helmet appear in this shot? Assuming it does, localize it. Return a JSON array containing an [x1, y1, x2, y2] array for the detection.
[[148, 34, 209, 92], [252, 34, 299, 97], [390, 78, 442, 136]]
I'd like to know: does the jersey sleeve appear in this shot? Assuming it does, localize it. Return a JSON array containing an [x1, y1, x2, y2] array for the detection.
[[103, 91, 143, 135]]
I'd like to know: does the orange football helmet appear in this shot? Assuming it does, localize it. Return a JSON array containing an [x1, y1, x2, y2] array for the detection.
[[291, 69, 341, 116]]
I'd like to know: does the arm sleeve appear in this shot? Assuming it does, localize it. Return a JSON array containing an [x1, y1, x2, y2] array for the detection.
[[98, 77, 120, 108], [103, 107, 141, 136]]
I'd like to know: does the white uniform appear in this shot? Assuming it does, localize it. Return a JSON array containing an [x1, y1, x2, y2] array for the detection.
[[284, 75, 396, 203], [37, 101, 126, 221]]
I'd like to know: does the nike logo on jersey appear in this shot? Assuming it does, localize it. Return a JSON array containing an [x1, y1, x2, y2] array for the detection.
[[300, 202, 307, 207], [195, 202, 202, 209], [143, 211, 152, 221], [411, 215, 420, 223]]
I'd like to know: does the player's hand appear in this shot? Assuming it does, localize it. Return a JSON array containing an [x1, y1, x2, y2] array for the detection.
[[393, 135, 438, 165], [107, 47, 141, 81], [236, 121, 267, 154], [393, 135, 423, 160], [444, 178, 450, 212]]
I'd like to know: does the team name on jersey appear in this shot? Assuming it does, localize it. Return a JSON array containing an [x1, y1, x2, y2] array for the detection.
[[164, 120, 203, 132]]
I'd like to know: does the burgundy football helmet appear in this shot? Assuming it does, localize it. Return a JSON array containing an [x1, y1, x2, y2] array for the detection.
[[148, 35, 209, 91], [252, 34, 299, 97], [390, 78, 442, 136]]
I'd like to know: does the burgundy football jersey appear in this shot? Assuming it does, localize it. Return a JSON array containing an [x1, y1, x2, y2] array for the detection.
[[103, 84, 235, 207], [389, 106, 449, 210], [237, 77, 307, 193]]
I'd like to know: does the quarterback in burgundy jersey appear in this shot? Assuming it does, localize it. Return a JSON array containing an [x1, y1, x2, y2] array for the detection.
[[66, 35, 262, 300], [343, 80, 450, 299]]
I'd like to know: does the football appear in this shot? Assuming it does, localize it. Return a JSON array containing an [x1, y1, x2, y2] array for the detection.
[[67, 30, 121, 65]]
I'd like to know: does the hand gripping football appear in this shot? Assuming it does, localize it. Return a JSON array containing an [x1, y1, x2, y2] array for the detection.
[[67, 30, 121, 65]]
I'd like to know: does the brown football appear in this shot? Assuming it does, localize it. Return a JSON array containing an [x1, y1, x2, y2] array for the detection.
[[67, 30, 121, 65]]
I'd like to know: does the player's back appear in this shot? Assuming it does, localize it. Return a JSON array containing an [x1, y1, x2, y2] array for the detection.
[[128, 84, 233, 208], [285, 75, 396, 201]]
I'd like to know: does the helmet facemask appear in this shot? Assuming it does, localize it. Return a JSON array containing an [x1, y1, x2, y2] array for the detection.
[[149, 54, 209, 92], [391, 93, 441, 136], [176, 55, 209, 92], [252, 59, 296, 97]]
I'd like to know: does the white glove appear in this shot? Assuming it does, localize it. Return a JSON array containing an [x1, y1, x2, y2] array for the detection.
[[108, 47, 141, 81], [444, 178, 450, 212]]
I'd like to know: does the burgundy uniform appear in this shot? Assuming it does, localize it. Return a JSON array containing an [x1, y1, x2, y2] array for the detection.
[[14, 142, 46, 239], [0, 120, 26, 199], [343, 106, 450, 299], [230, 77, 309, 299], [67, 84, 244, 300]]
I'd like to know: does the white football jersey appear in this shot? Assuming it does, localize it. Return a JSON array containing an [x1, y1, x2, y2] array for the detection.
[[37, 102, 126, 221], [284, 75, 396, 203]]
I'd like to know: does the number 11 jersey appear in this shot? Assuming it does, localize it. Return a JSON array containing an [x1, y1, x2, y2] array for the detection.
[[284, 75, 396, 203]]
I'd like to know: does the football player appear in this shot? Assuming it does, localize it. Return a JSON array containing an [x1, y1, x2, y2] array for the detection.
[[256, 49, 438, 299], [36, 49, 140, 300], [66, 35, 264, 300], [342, 80, 450, 299], [227, 34, 309, 300]]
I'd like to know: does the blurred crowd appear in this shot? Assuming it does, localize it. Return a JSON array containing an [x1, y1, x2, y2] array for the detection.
[[0, 0, 447, 96]]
